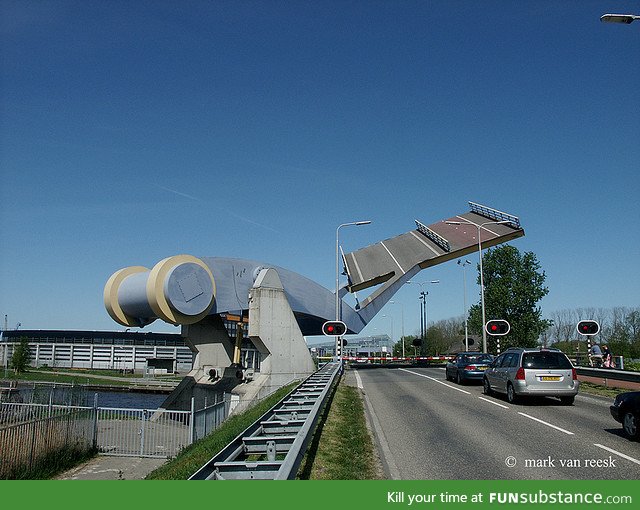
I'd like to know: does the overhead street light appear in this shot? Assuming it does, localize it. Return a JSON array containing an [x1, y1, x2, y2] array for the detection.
[[389, 300, 405, 359], [407, 280, 439, 346], [457, 259, 472, 351], [335, 220, 372, 359], [445, 219, 511, 354], [601, 13, 640, 24]]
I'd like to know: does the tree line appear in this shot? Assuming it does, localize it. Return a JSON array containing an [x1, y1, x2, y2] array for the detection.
[[392, 245, 639, 361]]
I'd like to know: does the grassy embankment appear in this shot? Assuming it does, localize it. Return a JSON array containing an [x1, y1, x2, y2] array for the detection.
[[146, 375, 382, 480]]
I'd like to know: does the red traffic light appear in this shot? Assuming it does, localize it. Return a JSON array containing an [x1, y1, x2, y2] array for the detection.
[[322, 320, 347, 336], [576, 320, 599, 336], [485, 319, 510, 336]]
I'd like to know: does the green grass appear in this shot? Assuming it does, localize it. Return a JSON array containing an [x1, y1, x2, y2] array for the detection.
[[34, 366, 144, 378], [579, 381, 626, 399], [7, 445, 98, 480], [2, 367, 182, 387], [2, 369, 131, 386], [297, 379, 383, 480], [145, 382, 298, 480]]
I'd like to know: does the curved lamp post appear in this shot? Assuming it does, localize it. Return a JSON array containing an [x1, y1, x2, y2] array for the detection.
[[446, 219, 511, 353], [457, 259, 472, 351], [335, 220, 371, 358], [601, 13, 639, 24]]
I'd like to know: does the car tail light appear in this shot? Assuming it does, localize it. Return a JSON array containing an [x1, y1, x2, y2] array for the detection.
[[572, 368, 578, 380], [515, 367, 526, 380], [464, 365, 477, 371]]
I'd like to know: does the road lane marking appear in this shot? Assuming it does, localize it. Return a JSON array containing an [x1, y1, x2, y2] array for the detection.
[[478, 396, 509, 409], [380, 242, 406, 274], [399, 368, 471, 394], [518, 412, 574, 435], [594, 444, 640, 466], [354, 369, 364, 390]]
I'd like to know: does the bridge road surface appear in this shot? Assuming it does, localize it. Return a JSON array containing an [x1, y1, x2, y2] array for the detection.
[[353, 365, 640, 480]]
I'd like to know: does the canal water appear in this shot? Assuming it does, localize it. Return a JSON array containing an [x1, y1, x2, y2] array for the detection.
[[2, 382, 169, 410], [91, 390, 168, 409]]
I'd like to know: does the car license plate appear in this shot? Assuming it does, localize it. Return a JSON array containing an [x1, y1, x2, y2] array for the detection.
[[478, 366, 487, 371], [540, 376, 560, 381]]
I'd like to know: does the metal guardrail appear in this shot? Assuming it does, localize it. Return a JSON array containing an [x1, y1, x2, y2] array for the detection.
[[575, 367, 640, 385], [189, 361, 342, 480], [469, 201, 521, 229], [415, 219, 451, 252]]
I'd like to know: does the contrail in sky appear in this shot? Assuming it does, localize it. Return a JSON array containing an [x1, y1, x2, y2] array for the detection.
[[154, 183, 281, 234], [154, 184, 203, 202]]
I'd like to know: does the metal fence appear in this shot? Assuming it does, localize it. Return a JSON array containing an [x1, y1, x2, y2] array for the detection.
[[97, 406, 192, 458], [0, 405, 95, 479], [0, 395, 231, 479], [0, 382, 88, 406], [193, 394, 231, 443]]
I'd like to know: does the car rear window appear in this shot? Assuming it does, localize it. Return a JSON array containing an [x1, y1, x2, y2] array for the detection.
[[522, 352, 572, 369], [462, 355, 493, 363]]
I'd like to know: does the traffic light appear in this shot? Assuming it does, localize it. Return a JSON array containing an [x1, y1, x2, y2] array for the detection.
[[485, 319, 510, 336], [576, 320, 599, 336], [322, 320, 347, 336]]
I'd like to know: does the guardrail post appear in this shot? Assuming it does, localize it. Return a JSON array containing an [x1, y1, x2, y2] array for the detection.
[[189, 397, 195, 445]]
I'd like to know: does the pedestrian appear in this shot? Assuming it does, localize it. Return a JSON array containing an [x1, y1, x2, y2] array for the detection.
[[602, 345, 615, 368], [590, 343, 603, 367]]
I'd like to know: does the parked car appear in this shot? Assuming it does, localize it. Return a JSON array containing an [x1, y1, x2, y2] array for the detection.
[[610, 391, 640, 441], [445, 352, 494, 384], [482, 347, 579, 405]]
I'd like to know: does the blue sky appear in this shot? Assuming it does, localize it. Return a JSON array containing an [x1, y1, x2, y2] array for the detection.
[[1, 1, 639, 342]]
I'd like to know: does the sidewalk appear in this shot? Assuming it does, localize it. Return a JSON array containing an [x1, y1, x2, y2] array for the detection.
[[55, 455, 167, 480]]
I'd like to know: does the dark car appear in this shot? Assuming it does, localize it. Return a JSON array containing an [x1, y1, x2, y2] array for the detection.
[[445, 352, 494, 384], [610, 391, 640, 440]]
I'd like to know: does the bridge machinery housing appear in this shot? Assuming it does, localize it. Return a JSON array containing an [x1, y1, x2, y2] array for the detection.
[[103, 202, 524, 413]]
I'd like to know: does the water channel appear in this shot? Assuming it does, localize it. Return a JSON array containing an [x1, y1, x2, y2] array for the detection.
[[1, 382, 170, 409]]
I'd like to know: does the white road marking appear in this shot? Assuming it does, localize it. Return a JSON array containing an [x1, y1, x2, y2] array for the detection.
[[518, 412, 574, 435], [399, 368, 471, 394], [478, 396, 509, 409], [354, 369, 364, 390], [380, 241, 406, 274], [593, 444, 640, 466]]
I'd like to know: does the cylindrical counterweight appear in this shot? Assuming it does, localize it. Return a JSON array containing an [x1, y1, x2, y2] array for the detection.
[[104, 255, 216, 327]]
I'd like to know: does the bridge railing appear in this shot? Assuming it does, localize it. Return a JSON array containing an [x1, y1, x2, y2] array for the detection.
[[189, 361, 342, 480]]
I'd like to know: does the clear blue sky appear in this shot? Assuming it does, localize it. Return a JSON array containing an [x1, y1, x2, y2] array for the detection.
[[1, 1, 638, 342]]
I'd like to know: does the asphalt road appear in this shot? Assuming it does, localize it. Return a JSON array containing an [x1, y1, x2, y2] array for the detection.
[[352, 365, 640, 480]]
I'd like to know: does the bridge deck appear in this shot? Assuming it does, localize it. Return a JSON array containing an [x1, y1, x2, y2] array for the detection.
[[344, 206, 524, 293]]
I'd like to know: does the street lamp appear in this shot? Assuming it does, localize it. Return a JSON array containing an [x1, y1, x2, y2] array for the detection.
[[335, 220, 372, 358], [381, 314, 394, 361], [445, 219, 511, 354], [389, 300, 405, 359], [457, 259, 472, 351], [601, 13, 639, 24], [407, 280, 439, 349]]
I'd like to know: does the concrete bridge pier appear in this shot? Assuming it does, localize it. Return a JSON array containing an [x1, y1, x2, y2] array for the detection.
[[230, 267, 316, 414], [160, 267, 315, 414]]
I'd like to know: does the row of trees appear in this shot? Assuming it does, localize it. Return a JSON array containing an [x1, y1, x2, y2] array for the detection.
[[544, 307, 640, 359], [391, 245, 639, 360]]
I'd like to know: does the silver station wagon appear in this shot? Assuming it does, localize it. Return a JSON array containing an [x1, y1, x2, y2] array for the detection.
[[482, 347, 579, 405]]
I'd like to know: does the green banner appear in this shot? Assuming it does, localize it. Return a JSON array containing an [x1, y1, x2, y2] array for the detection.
[[2, 480, 638, 510]]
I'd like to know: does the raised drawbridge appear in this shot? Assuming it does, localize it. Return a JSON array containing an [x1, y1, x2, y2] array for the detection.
[[103, 201, 524, 412]]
